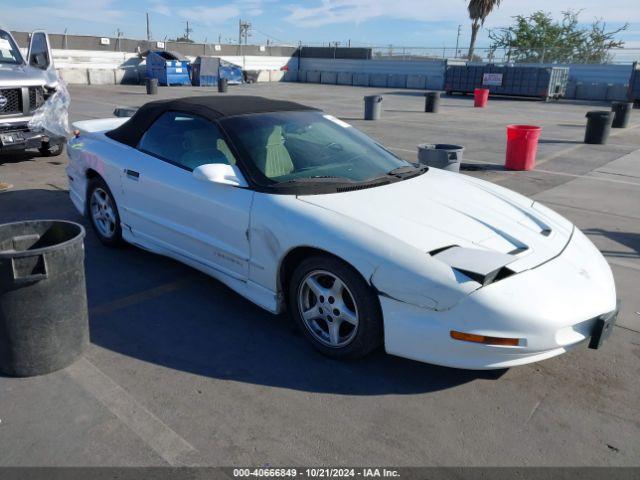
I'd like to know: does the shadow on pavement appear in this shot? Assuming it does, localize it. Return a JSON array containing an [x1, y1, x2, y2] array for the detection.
[[0, 152, 42, 165], [582, 228, 640, 259], [539, 138, 583, 145], [461, 163, 506, 172], [1, 188, 507, 395]]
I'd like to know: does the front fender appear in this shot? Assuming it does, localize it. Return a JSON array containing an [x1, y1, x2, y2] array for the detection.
[[370, 257, 479, 311]]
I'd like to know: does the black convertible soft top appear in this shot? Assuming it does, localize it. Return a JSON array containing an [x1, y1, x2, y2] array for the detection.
[[106, 95, 318, 147]]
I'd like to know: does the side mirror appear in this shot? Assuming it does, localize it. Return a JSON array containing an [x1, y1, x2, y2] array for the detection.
[[193, 163, 248, 188], [34, 53, 47, 68]]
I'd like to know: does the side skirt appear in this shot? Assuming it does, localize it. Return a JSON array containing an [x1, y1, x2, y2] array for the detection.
[[121, 228, 282, 314]]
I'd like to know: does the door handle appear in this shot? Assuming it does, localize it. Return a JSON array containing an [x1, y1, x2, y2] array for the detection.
[[125, 169, 140, 179]]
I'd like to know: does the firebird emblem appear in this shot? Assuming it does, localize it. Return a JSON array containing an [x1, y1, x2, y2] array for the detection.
[[0, 95, 7, 110]]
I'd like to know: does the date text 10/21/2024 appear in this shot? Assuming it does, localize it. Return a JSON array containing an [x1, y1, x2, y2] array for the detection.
[[232, 468, 401, 478]]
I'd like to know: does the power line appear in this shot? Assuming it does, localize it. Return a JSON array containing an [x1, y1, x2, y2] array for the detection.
[[253, 27, 287, 45]]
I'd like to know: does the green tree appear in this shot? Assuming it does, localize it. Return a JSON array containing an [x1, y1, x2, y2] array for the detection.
[[173, 36, 194, 43], [467, 0, 502, 60], [488, 10, 628, 63]]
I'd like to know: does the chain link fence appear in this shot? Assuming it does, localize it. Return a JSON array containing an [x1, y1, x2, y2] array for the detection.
[[366, 45, 640, 65]]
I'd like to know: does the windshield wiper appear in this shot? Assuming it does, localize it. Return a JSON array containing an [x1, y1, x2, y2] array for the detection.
[[277, 175, 354, 185], [387, 165, 426, 176]]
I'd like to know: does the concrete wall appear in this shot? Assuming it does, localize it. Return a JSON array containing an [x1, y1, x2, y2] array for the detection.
[[27, 47, 295, 85], [12, 31, 297, 58]]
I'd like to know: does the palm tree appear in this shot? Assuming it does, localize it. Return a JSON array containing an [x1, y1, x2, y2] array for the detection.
[[467, 0, 502, 60]]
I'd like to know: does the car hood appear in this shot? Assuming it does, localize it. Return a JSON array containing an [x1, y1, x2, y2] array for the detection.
[[297, 168, 574, 273], [0, 63, 47, 87]]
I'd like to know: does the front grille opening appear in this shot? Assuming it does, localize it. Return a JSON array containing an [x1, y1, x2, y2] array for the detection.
[[29, 86, 45, 112], [0, 88, 22, 116]]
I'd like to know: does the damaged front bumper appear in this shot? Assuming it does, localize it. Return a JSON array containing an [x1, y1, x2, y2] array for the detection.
[[380, 228, 618, 369], [0, 124, 61, 154]]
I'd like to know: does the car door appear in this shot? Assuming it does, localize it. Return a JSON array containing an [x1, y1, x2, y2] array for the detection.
[[119, 111, 253, 281]]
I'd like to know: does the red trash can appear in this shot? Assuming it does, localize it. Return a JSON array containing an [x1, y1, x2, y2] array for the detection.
[[505, 125, 542, 171], [474, 88, 490, 107]]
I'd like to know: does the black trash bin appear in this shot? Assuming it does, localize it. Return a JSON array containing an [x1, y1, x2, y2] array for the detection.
[[0, 220, 88, 377], [218, 77, 228, 93], [145, 77, 158, 95], [611, 102, 633, 128], [364, 95, 383, 120], [417, 144, 464, 172], [584, 111, 613, 144], [425, 91, 441, 113]]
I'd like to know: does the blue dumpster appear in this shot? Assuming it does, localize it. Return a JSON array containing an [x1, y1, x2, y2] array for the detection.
[[219, 59, 243, 85], [145, 50, 191, 86], [192, 56, 220, 87], [191, 57, 243, 87]]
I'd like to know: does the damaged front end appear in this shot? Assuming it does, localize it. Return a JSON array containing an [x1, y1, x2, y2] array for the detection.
[[370, 245, 523, 311]]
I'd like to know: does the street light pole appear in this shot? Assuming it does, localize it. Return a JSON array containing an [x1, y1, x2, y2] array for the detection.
[[455, 24, 462, 58]]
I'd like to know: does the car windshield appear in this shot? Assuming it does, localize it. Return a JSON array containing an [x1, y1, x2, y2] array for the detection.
[[0, 31, 23, 65], [221, 111, 418, 187]]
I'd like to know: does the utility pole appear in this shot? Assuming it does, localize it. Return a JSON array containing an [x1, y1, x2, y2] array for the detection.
[[116, 28, 122, 51], [146, 12, 151, 41], [184, 21, 193, 41], [239, 20, 251, 44], [454, 24, 462, 58], [238, 19, 251, 58]]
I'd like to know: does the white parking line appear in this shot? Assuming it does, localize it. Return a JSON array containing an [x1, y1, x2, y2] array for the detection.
[[66, 357, 204, 466]]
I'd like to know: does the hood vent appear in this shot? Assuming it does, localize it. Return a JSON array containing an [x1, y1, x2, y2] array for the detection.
[[430, 246, 517, 287]]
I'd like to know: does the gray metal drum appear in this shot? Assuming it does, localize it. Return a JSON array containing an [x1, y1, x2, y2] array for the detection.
[[425, 92, 441, 113], [584, 111, 612, 144], [0, 220, 89, 377], [417, 144, 465, 172], [364, 95, 383, 120], [145, 77, 158, 95], [611, 102, 633, 128]]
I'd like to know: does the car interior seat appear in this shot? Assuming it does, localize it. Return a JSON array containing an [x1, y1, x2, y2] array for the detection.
[[181, 128, 232, 170], [252, 126, 295, 178]]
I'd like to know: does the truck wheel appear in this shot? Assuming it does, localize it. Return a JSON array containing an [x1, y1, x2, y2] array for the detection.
[[39, 140, 64, 157], [87, 177, 124, 247]]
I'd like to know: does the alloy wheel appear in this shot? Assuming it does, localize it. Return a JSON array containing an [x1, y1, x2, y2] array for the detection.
[[90, 187, 117, 238], [297, 269, 359, 348]]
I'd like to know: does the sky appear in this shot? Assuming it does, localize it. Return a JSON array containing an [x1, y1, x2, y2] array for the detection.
[[1, 0, 639, 51]]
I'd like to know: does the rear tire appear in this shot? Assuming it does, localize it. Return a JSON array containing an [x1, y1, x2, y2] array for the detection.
[[87, 177, 124, 247], [288, 255, 383, 359]]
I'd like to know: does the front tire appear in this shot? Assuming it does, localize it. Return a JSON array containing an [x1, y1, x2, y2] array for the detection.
[[39, 139, 64, 157], [288, 256, 383, 359], [87, 177, 124, 247]]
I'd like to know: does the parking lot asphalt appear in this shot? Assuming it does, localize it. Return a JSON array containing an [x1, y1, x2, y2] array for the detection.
[[0, 83, 639, 467]]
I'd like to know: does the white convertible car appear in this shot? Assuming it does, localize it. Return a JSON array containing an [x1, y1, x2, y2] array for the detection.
[[67, 96, 617, 369]]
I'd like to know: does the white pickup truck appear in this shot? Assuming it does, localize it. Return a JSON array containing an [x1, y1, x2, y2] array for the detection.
[[0, 27, 63, 156]]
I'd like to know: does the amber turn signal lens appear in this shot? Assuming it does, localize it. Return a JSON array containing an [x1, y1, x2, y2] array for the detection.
[[450, 330, 520, 346]]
